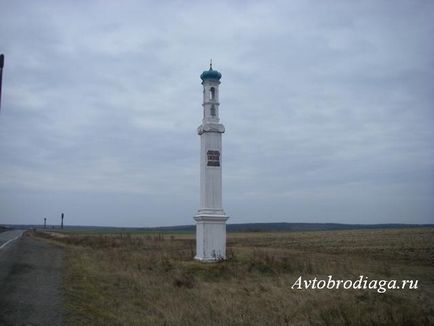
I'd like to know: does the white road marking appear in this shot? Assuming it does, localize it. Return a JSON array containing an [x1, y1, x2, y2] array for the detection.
[[0, 233, 22, 250]]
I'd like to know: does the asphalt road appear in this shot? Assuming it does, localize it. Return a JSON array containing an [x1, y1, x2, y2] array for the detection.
[[0, 229, 24, 249], [0, 230, 64, 326]]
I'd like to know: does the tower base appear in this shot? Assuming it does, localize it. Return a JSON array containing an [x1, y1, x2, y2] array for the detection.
[[194, 213, 228, 262]]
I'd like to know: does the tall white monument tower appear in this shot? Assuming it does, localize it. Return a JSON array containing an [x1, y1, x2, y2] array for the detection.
[[194, 62, 229, 261]]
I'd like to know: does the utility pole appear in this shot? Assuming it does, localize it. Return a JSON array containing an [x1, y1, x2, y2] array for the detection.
[[61, 213, 64, 229], [44, 218, 47, 229], [0, 54, 4, 112]]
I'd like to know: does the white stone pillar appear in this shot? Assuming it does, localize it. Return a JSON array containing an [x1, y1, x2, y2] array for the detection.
[[194, 63, 229, 262]]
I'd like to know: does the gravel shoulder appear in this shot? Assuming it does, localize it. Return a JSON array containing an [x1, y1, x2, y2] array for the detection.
[[0, 232, 64, 326]]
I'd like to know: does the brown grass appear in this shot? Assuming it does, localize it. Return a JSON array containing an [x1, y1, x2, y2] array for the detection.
[[31, 228, 434, 326]]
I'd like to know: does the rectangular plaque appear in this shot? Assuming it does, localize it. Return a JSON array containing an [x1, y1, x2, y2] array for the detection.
[[207, 150, 220, 167]]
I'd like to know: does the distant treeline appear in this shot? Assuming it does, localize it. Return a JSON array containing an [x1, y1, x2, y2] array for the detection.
[[141, 222, 434, 233], [0, 225, 8, 233], [2, 222, 433, 233], [235, 222, 434, 232]]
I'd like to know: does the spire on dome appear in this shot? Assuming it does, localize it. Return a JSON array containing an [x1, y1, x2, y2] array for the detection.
[[200, 61, 222, 81]]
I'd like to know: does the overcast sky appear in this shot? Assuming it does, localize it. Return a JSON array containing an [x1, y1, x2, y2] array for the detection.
[[0, 0, 433, 227]]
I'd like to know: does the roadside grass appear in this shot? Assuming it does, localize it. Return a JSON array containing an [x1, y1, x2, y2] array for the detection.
[[58, 228, 195, 239], [31, 228, 434, 325]]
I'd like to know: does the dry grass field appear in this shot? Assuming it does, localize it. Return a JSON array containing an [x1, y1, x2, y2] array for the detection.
[[32, 228, 434, 326]]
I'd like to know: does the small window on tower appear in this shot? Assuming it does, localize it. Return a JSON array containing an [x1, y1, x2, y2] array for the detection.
[[210, 87, 215, 100], [207, 150, 220, 167], [210, 105, 216, 117]]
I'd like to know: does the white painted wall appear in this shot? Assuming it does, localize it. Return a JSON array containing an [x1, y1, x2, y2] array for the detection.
[[195, 218, 227, 261], [200, 132, 223, 210]]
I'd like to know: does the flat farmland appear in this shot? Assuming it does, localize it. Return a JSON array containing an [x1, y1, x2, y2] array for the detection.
[[33, 228, 434, 325]]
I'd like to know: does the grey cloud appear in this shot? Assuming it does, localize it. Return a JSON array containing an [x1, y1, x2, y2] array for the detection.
[[0, 0, 433, 226]]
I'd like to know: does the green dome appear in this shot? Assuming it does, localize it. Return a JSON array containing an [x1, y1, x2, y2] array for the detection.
[[200, 67, 222, 81]]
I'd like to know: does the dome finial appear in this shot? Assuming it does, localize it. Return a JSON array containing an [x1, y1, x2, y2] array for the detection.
[[200, 61, 222, 81]]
